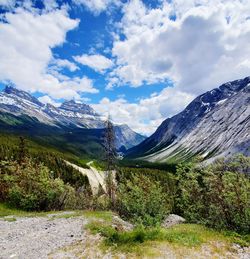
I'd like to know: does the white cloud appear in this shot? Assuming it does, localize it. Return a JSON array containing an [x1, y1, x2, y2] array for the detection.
[[51, 58, 79, 72], [38, 95, 60, 107], [93, 87, 194, 135], [1, 0, 250, 136], [65, 76, 99, 94], [43, 0, 58, 12], [0, 0, 15, 8], [0, 7, 98, 99], [102, 0, 250, 134], [111, 0, 250, 95], [73, 0, 120, 15], [74, 54, 114, 73]]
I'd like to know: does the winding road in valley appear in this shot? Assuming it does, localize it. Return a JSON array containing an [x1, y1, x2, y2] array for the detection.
[[64, 161, 107, 195]]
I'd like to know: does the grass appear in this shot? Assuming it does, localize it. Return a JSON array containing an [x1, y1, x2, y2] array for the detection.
[[86, 222, 203, 248], [3, 217, 17, 222], [0, 202, 113, 223], [90, 160, 106, 171], [1, 202, 249, 258], [83, 210, 113, 222], [48, 211, 113, 221], [86, 221, 250, 257], [0, 203, 60, 217], [0, 202, 33, 217]]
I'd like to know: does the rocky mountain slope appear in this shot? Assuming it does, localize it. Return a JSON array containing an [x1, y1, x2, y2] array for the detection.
[[127, 77, 250, 162], [0, 86, 145, 149]]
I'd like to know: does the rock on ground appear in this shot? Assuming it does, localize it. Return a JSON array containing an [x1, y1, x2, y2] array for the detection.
[[111, 215, 134, 231], [161, 214, 186, 228]]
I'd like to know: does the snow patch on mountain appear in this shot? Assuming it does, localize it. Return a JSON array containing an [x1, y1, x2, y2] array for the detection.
[[0, 86, 145, 149]]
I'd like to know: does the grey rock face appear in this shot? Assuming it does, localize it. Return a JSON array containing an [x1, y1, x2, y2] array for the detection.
[[128, 77, 250, 162], [4, 85, 43, 106], [0, 86, 55, 125], [114, 124, 145, 149], [60, 100, 97, 116]]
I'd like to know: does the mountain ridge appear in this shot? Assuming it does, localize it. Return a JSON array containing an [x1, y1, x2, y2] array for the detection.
[[126, 76, 250, 162], [0, 86, 145, 150]]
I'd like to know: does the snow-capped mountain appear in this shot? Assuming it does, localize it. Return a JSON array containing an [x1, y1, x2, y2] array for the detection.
[[0, 86, 145, 149], [43, 102, 105, 129], [60, 100, 97, 116], [0, 86, 55, 125], [127, 77, 250, 162]]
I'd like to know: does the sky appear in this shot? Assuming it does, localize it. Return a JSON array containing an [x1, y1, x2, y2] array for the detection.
[[0, 0, 250, 135]]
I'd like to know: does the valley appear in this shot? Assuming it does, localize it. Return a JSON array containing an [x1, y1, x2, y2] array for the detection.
[[0, 76, 250, 259], [0, 0, 250, 256]]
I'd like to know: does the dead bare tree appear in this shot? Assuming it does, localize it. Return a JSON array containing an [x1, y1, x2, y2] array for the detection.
[[103, 116, 117, 207], [17, 136, 27, 166]]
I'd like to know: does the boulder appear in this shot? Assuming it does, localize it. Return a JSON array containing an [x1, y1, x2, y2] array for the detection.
[[112, 216, 134, 232], [162, 214, 186, 228]]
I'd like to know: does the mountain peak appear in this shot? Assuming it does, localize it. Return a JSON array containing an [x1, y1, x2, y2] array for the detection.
[[219, 76, 250, 93], [4, 85, 22, 95], [3, 85, 43, 107], [60, 100, 97, 116], [127, 76, 250, 162], [3, 85, 11, 92]]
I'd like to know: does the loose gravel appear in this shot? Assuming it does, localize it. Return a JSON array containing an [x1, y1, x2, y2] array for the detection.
[[1, 213, 249, 259], [0, 213, 87, 259]]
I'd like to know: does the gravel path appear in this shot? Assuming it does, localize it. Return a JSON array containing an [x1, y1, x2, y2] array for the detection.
[[0, 213, 87, 259], [1, 213, 249, 259]]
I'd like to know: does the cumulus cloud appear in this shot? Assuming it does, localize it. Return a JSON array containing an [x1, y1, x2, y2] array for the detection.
[[111, 0, 250, 95], [38, 95, 61, 107], [0, 7, 99, 99], [99, 0, 250, 134], [93, 87, 194, 135], [50, 58, 79, 72], [43, 0, 58, 12], [102, 0, 250, 134], [74, 54, 114, 73], [1, 0, 250, 135]]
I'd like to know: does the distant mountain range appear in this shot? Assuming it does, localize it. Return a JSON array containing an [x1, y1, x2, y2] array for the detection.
[[1, 77, 249, 163], [127, 77, 250, 163], [0, 86, 145, 156]]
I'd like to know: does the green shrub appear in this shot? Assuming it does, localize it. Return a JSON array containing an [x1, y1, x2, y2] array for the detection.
[[0, 159, 83, 211], [176, 155, 250, 233], [117, 175, 171, 226]]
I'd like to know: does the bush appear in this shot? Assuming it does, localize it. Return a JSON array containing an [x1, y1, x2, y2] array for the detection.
[[117, 175, 171, 226], [116, 167, 176, 209], [175, 155, 250, 233], [0, 158, 89, 211]]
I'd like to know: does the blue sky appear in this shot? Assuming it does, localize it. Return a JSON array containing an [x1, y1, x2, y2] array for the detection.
[[0, 0, 249, 134], [46, 0, 169, 103]]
